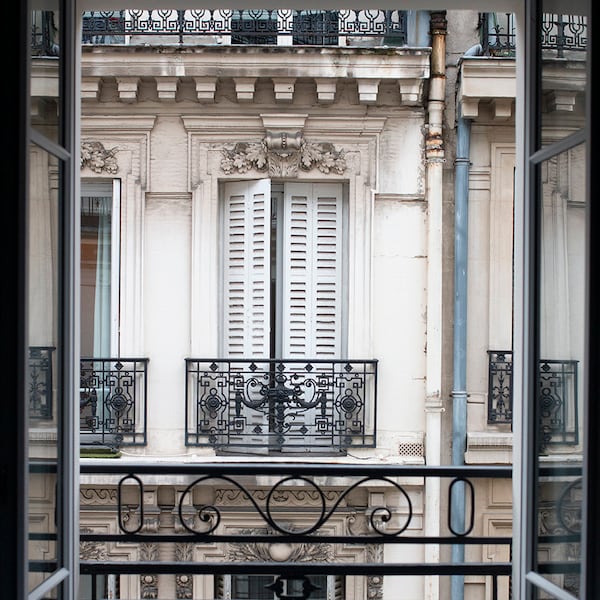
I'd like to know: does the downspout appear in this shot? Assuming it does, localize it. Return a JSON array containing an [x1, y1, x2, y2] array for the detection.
[[423, 11, 447, 600], [450, 44, 479, 600]]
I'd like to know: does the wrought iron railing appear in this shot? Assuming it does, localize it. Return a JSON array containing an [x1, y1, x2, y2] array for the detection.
[[29, 346, 55, 419], [80, 357, 148, 448], [72, 461, 513, 599], [185, 358, 377, 452], [488, 350, 579, 448], [479, 12, 587, 57], [80, 9, 408, 46]]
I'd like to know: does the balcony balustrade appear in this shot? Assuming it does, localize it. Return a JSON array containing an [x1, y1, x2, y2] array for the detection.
[[185, 358, 377, 453], [79, 9, 409, 46], [488, 350, 579, 449], [28, 346, 55, 420], [73, 461, 514, 597], [479, 12, 587, 57], [80, 357, 148, 448]]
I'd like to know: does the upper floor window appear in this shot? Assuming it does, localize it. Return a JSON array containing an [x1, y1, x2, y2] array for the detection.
[[220, 180, 347, 359]]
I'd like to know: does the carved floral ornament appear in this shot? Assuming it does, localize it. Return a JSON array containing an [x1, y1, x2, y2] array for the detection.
[[220, 131, 347, 178], [80, 140, 120, 174]]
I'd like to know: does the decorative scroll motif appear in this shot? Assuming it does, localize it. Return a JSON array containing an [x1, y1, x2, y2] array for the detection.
[[220, 133, 346, 178], [185, 358, 376, 451], [81, 140, 120, 174], [227, 527, 333, 563], [215, 488, 342, 507], [80, 528, 108, 561], [80, 487, 118, 505], [140, 544, 159, 599], [175, 544, 194, 599], [366, 544, 384, 600], [178, 474, 412, 539], [80, 358, 148, 448]]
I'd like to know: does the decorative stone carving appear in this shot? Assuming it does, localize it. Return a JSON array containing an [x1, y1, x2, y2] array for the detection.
[[175, 543, 194, 599], [140, 543, 159, 599], [80, 487, 117, 505], [81, 140, 119, 174], [227, 527, 333, 563], [220, 133, 346, 177], [215, 488, 342, 507], [366, 545, 384, 600], [79, 528, 108, 561]]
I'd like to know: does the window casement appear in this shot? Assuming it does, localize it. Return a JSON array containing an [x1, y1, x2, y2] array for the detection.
[[220, 179, 346, 360], [80, 179, 121, 358]]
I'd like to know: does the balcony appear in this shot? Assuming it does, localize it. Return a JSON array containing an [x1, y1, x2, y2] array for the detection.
[[478, 12, 587, 57], [185, 358, 377, 453], [487, 350, 579, 449], [79, 9, 409, 47], [28, 346, 55, 420], [80, 357, 149, 448]]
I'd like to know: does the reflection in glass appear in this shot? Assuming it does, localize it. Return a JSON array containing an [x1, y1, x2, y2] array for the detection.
[[28, 143, 60, 591], [31, 7, 61, 143], [536, 144, 586, 596], [539, 5, 587, 146]]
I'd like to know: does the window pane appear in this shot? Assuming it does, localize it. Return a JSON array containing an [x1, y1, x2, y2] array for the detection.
[[31, 6, 61, 143], [27, 142, 61, 591], [535, 143, 586, 596], [539, 4, 587, 147]]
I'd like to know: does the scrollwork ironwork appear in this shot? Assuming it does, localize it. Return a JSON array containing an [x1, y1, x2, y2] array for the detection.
[[186, 358, 376, 451]]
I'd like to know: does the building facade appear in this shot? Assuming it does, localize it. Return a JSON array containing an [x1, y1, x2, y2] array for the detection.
[[18, 3, 592, 600]]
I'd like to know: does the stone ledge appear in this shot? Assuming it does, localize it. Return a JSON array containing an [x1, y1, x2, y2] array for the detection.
[[465, 431, 513, 465]]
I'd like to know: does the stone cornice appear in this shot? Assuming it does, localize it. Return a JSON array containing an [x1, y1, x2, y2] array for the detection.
[[81, 45, 430, 107]]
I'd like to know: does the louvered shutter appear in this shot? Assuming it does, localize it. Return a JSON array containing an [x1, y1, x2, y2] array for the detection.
[[282, 182, 343, 358], [222, 179, 271, 358]]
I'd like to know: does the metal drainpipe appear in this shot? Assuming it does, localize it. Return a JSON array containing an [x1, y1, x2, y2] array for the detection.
[[424, 12, 447, 600], [450, 97, 473, 600]]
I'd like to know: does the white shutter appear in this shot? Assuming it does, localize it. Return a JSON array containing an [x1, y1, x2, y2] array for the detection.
[[222, 179, 271, 358], [282, 182, 343, 358]]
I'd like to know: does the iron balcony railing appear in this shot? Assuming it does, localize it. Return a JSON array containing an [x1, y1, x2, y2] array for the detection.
[[488, 350, 579, 448], [185, 358, 377, 452], [72, 461, 515, 599], [28, 346, 55, 419], [79, 9, 408, 46], [80, 357, 149, 448], [479, 12, 587, 57]]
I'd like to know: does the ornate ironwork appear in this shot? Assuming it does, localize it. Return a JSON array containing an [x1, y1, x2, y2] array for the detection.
[[29, 346, 55, 419], [80, 358, 148, 447], [539, 359, 579, 448], [487, 350, 513, 424], [487, 351, 579, 448], [185, 358, 377, 452], [77, 462, 514, 583], [479, 12, 587, 57], [81, 10, 408, 46]]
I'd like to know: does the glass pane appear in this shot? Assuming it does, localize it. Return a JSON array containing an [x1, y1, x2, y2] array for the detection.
[[535, 143, 586, 596], [31, 5, 61, 143], [540, 3, 587, 146], [27, 142, 61, 591]]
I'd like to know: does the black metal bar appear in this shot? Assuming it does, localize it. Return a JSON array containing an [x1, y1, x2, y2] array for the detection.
[[80, 461, 511, 477], [79, 560, 513, 577]]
